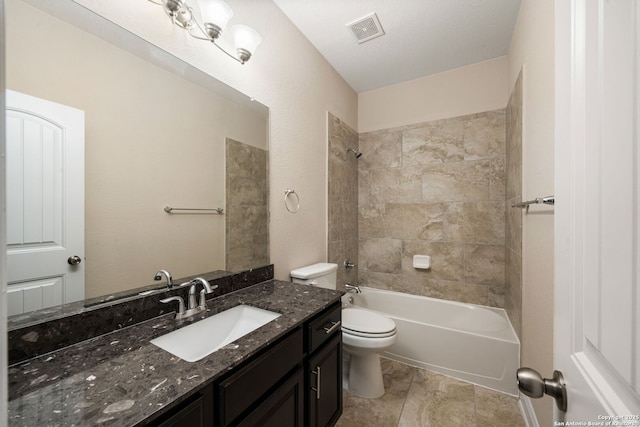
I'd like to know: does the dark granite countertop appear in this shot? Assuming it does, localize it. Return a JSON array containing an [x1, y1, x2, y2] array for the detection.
[[8, 280, 342, 426]]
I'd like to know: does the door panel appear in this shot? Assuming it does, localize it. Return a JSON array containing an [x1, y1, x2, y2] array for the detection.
[[555, 0, 640, 422], [6, 90, 84, 314]]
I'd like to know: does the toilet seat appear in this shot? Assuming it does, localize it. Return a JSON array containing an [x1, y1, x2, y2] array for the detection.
[[342, 307, 396, 338]]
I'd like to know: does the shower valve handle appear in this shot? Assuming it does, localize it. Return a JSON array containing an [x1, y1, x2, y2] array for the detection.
[[344, 260, 357, 270]]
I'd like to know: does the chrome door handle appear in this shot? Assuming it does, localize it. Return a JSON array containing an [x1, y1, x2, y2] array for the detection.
[[517, 367, 567, 411], [67, 255, 82, 265]]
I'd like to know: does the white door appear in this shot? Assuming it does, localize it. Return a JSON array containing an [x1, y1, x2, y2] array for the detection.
[[6, 90, 84, 315], [555, 0, 640, 423]]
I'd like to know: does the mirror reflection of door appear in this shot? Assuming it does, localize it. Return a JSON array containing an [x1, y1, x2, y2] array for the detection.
[[6, 90, 84, 315]]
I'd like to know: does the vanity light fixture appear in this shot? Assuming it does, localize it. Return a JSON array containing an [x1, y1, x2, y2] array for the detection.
[[148, 0, 262, 64]]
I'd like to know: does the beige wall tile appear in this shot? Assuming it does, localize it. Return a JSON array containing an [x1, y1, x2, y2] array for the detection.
[[365, 167, 425, 204], [444, 201, 505, 245], [490, 158, 507, 201], [422, 279, 490, 306], [358, 130, 402, 170], [357, 111, 508, 308], [384, 203, 444, 240], [401, 241, 465, 282], [504, 71, 523, 339], [358, 270, 427, 296], [463, 110, 506, 160], [328, 112, 359, 287], [464, 244, 506, 286], [421, 160, 491, 203], [359, 238, 403, 273], [358, 203, 386, 239], [402, 118, 465, 166], [226, 139, 269, 272]]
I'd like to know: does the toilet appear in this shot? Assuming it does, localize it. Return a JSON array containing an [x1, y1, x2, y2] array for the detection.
[[290, 263, 397, 399]]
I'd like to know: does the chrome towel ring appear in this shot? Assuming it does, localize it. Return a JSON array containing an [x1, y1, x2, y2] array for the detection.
[[284, 188, 300, 213]]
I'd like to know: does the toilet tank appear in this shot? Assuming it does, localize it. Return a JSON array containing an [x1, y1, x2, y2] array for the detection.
[[290, 263, 338, 290]]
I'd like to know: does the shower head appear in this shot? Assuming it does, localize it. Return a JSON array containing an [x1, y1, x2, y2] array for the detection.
[[346, 148, 363, 158]]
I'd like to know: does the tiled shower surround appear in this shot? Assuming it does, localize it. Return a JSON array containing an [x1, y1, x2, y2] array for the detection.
[[357, 110, 507, 307], [505, 72, 523, 338], [328, 113, 360, 290], [225, 138, 269, 272], [329, 110, 510, 308]]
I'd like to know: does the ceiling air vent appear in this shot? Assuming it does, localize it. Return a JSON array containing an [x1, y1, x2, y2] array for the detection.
[[346, 12, 385, 44]]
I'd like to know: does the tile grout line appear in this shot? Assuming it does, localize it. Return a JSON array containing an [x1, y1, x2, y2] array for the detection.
[[394, 366, 416, 427]]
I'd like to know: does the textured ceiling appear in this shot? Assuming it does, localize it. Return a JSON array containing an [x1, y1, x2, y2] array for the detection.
[[273, 0, 521, 93]]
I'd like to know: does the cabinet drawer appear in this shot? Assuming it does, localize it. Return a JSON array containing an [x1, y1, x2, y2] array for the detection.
[[217, 328, 303, 426], [307, 302, 341, 354]]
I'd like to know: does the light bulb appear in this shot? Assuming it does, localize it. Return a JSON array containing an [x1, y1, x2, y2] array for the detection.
[[197, 0, 233, 38], [232, 24, 261, 63]]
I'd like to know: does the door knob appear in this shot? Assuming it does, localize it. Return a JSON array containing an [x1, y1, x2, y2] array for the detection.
[[517, 367, 567, 411], [67, 255, 82, 265]]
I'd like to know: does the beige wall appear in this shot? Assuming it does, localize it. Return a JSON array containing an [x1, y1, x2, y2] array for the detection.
[[508, 0, 555, 425], [70, 0, 358, 282], [358, 57, 509, 133], [6, 0, 267, 297]]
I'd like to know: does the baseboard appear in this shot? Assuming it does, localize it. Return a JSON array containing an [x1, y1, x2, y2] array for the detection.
[[519, 393, 540, 427]]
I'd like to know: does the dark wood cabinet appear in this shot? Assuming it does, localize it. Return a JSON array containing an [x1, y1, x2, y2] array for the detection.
[[304, 301, 343, 427], [154, 385, 214, 427], [307, 332, 342, 427], [215, 328, 304, 426], [236, 368, 304, 427]]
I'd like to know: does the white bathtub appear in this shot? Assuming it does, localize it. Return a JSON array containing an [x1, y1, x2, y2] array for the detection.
[[347, 287, 520, 395]]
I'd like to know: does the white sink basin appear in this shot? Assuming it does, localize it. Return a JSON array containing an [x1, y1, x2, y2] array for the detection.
[[151, 305, 281, 362]]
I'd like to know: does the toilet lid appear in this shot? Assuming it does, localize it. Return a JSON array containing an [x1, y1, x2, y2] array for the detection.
[[342, 307, 396, 336]]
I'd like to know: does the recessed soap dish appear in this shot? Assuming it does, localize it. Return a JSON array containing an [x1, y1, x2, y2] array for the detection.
[[413, 255, 431, 269]]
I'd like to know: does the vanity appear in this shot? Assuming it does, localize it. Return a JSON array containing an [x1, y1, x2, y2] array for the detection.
[[8, 274, 343, 427]]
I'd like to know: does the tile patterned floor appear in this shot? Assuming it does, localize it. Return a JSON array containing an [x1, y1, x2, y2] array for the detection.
[[335, 358, 525, 427]]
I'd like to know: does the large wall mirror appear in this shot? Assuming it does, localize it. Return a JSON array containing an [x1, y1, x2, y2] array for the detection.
[[5, 0, 269, 318]]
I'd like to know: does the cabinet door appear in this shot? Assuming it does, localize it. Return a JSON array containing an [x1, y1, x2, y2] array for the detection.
[[307, 333, 342, 427], [216, 329, 303, 425], [236, 368, 304, 427], [155, 385, 214, 427]]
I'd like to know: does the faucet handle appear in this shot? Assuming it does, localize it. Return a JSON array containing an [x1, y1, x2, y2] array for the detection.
[[198, 289, 208, 309], [160, 296, 185, 318]]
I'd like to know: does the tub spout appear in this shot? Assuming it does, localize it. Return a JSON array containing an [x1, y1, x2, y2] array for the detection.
[[345, 283, 361, 293]]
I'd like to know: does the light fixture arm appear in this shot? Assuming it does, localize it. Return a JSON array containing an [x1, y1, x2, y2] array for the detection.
[[147, 0, 259, 65], [189, 18, 247, 64]]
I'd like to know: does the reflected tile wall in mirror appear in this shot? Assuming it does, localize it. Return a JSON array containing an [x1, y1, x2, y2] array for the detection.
[[226, 138, 269, 271]]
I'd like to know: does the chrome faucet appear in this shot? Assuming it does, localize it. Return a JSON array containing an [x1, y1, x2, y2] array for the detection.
[[345, 283, 361, 294], [160, 277, 217, 320], [154, 269, 174, 289], [187, 277, 216, 312]]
